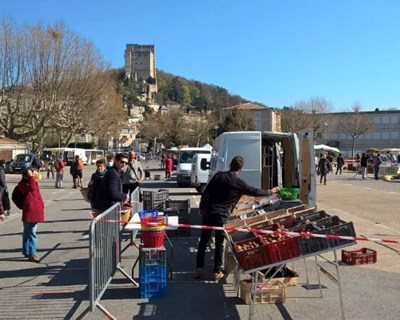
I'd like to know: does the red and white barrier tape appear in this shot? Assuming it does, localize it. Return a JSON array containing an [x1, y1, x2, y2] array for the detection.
[[98, 218, 400, 245], [178, 223, 400, 244]]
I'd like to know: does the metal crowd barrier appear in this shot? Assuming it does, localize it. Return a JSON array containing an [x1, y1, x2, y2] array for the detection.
[[89, 188, 141, 319]]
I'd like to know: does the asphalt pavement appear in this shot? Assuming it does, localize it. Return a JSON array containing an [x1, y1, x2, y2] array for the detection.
[[0, 163, 399, 320]]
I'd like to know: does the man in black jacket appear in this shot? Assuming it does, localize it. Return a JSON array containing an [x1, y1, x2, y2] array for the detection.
[[195, 155, 280, 281]]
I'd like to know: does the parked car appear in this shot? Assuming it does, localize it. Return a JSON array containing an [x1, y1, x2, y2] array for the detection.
[[9, 153, 37, 173]]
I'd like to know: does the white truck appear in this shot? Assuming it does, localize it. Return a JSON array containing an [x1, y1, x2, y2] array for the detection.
[[203, 130, 316, 208], [176, 147, 212, 187], [190, 153, 211, 194]]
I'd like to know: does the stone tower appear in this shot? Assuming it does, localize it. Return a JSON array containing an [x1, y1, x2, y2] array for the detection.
[[124, 44, 157, 101]]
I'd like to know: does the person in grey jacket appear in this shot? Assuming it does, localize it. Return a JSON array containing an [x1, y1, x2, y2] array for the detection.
[[122, 151, 144, 201]]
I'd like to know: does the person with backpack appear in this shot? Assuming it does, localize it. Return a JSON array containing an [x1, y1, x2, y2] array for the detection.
[[54, 157, 65, 188], [17, 168, 45, 263], [70, 155, 84, 188]]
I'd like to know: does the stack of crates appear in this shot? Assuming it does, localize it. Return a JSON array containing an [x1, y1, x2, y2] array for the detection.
[[139, 246, 167, 298], [143, 190, 169, 211], [165, 199, 191, 236]]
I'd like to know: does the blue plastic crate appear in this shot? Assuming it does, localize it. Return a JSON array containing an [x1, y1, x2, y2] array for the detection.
[[140, 280, 167, 298], [139, 264, 167, 283]]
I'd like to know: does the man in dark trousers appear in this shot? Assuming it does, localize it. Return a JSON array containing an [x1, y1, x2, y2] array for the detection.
[[335, 153, 345, 175], [195, 155, 280, 281]]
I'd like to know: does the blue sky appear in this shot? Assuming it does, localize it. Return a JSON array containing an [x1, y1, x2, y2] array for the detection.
[[2, 0, 400, 111]]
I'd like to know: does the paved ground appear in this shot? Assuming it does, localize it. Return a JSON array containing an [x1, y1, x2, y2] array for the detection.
[[0, 162, 399, 320]]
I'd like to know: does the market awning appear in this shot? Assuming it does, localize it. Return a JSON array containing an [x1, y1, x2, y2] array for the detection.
[[314, 144, 340, 153]]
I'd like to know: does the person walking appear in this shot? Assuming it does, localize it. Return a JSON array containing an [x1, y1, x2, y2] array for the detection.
[[165, 154, 173, 180], [92, 153, 129, 216], [195, 155, 280, 281], [122, 151, 144, 201], [0, 193, 4, 222], [0, 159, 10, 215], [46, 156, 55, 179], [318, 154, 331, 185], [54, 157, 65, 188], [18, 168, 45, 262], [360, 152, 368, 179], [373, 153, 382, 180], [70, 155, 84, 188], [335, 153, 345, 175]]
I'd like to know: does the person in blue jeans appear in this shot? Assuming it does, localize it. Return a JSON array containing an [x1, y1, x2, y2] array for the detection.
[[195, 155, 279, 281], [373, 154, 382, 180], [18, 168, 45, 262]]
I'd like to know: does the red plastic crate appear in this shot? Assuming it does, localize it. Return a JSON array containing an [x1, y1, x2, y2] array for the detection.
[[342, 248, 377, 265], [232, 237, 269, 271], [260, 235, 301, 264]]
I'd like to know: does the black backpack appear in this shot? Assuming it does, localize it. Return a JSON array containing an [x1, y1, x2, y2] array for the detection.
[[12, 185, 25, 210]]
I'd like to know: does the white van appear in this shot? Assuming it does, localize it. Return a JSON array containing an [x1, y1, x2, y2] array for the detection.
[[177, 147, 212, 187], [42, 147, 88, 165], [206, 130, 316, 207], [190, 153, 211, 194]]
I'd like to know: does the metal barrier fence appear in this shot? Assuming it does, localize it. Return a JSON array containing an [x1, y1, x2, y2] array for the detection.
[[89, 187, 141, 319]]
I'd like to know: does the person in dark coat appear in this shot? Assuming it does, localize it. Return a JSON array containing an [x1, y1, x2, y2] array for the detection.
[[335, 153, 345, 175], [18, 168, 45, 262], [88, 159, 107, 211], [360, 153, 369, 179], [92, 153, 129, 215], [195, 155, 280, 281], [318, 154, 331, 185], [0, 159, 10, 215]]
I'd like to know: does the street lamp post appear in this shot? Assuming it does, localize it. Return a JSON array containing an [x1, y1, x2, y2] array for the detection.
[[214, 126, 219, 139]]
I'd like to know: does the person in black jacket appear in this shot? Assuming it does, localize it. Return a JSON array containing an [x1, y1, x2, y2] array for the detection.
[[195, 155, 280, 281], [360, 153, 368, 179], [335, 153, 345, 175], [92, 153, 129, 216]]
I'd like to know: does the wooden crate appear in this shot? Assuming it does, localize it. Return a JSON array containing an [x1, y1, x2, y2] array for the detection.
[[240, 279, 286, 304]]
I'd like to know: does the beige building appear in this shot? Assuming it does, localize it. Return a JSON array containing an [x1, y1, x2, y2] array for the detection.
[[124, 44, 157, 100], [221, 102, 281, 132], [325, 109, 400, 154]]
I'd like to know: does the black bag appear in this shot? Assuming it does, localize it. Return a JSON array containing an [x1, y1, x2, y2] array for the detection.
[[12, 185, 25, 210], [2, 187, 11, 211]]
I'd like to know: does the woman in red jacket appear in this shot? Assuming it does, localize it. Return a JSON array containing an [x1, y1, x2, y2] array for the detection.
[[165, 154, 173, 179], [18, 168, 45, 262]]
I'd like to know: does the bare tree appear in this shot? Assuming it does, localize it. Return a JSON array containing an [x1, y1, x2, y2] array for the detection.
[[281, 97, 333, 141], [0, 20, 118, 151], [337, 104, 373, 158]]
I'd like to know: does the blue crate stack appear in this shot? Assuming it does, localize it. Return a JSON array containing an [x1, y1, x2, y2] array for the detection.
[[140, 246, 167, 298]]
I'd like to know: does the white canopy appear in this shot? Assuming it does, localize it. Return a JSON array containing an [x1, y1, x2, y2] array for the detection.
[[314, 144, 340, 153]]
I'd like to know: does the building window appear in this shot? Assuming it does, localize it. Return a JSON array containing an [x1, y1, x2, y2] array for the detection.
[[373, 132, 380, 139], [373, 116, 381, 124], [382, 131, 390, 139], [390, 131, 399, 139], [390, 116, 398, 124], [382, 116, 390, 124]]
